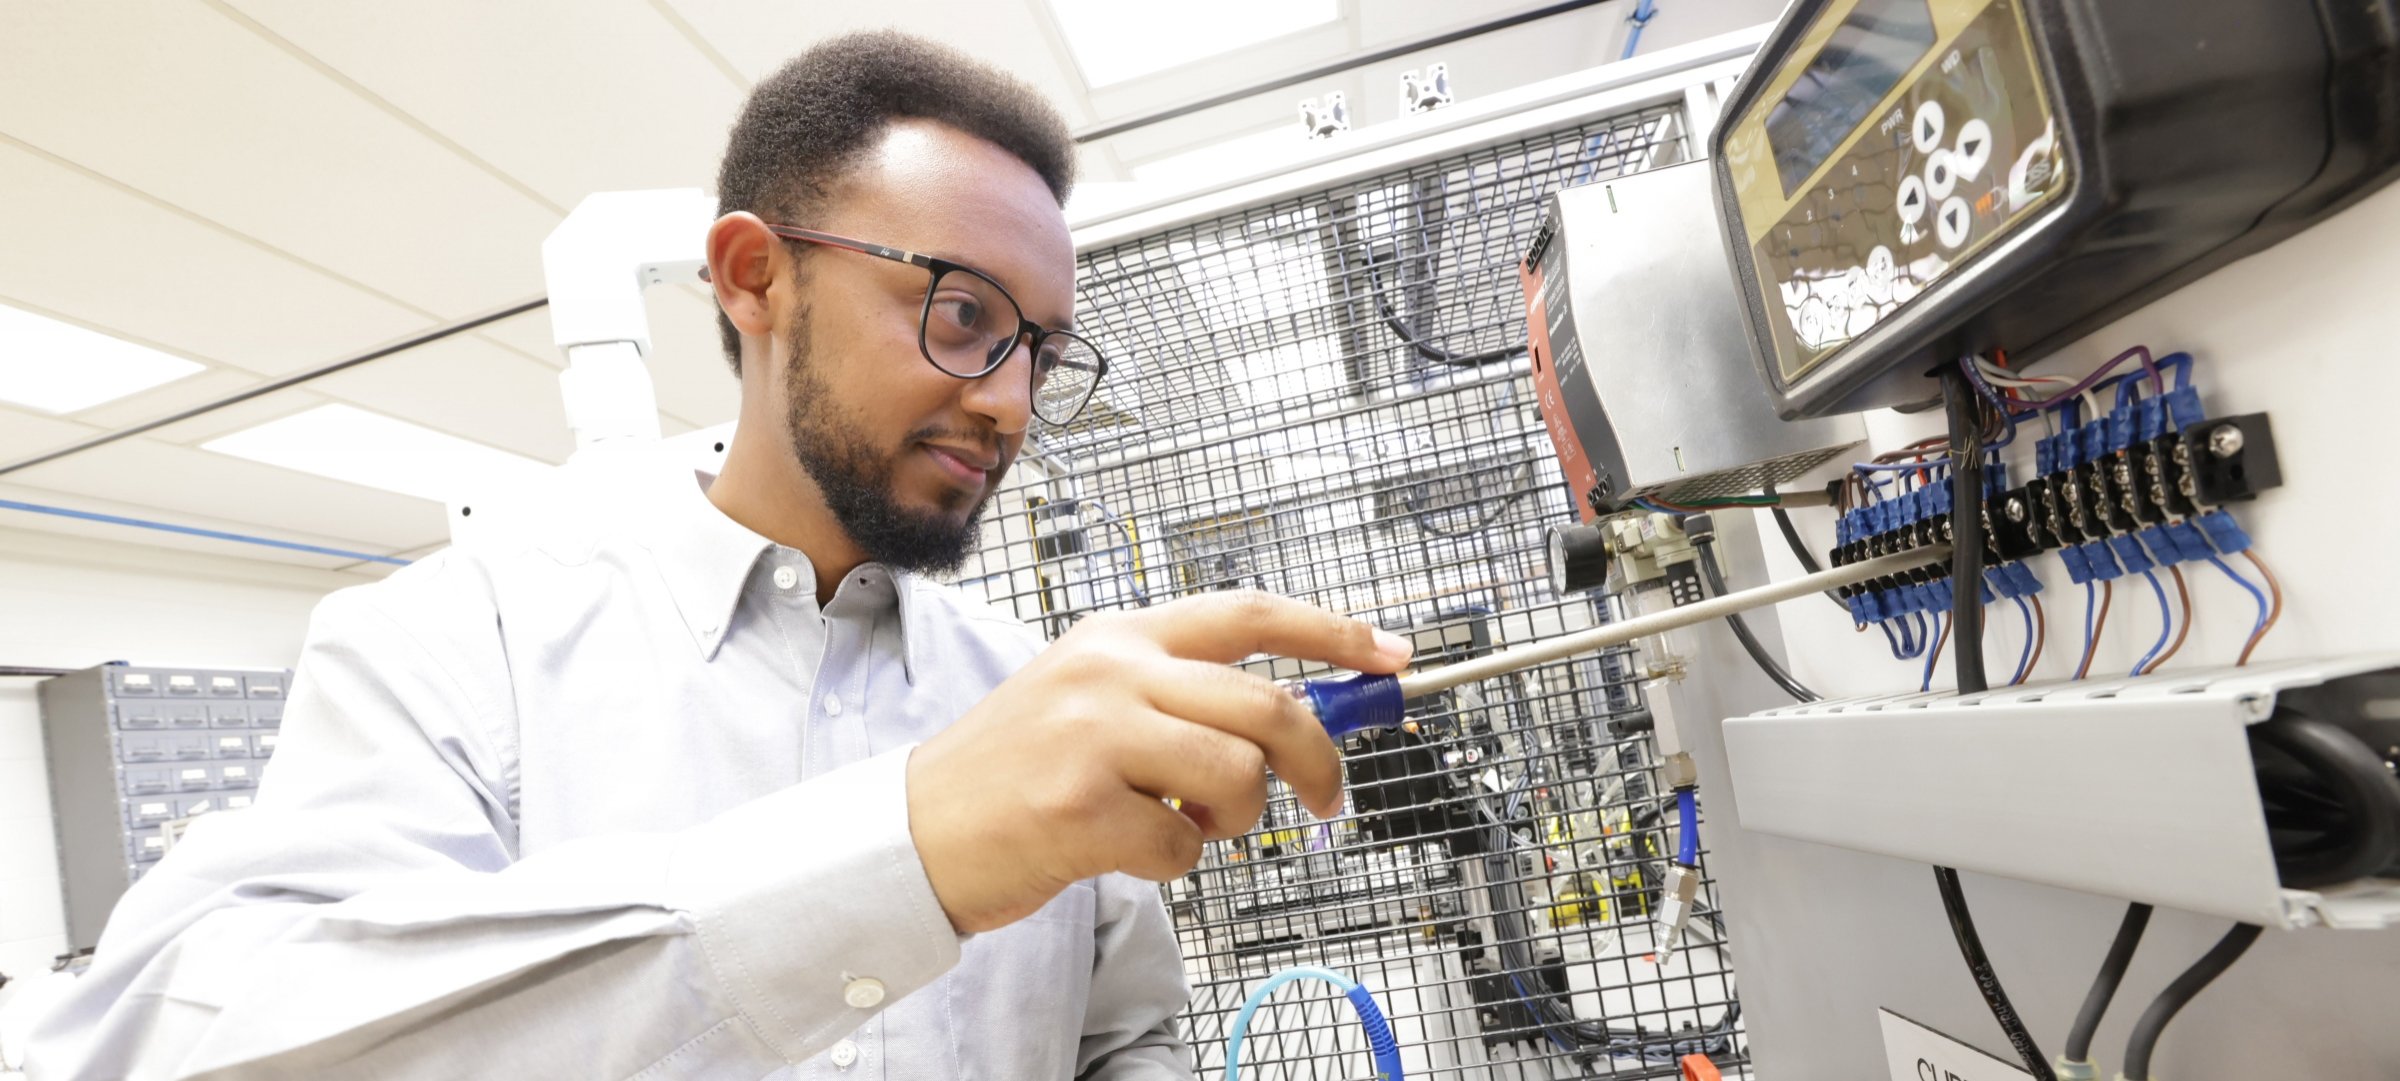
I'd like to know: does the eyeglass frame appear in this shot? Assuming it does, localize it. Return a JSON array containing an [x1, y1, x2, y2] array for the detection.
[[759, 224, 1107, 424]]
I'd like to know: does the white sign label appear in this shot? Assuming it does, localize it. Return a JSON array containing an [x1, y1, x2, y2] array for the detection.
[[1879, 1010, 2033, 1081]]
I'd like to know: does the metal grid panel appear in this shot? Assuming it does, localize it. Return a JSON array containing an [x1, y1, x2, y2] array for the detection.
[[962, 104, 1743, 1079]]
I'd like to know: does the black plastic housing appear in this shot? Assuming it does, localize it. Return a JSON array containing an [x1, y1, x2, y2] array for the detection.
[[1713, 0, 2400, 419]]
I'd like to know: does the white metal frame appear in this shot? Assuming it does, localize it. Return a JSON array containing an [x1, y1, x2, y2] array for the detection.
[[1723, 652, 2400, 929]]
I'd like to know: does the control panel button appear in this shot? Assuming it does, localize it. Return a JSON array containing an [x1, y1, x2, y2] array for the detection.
[[1897, 175, 1929, 224], [1936, 196, 1973, 249], [1953, 118, 1993, 180], [1925, 149, 1958, 200], [1864, 246, 1897, 304], [1912, 100, 1946, 153]]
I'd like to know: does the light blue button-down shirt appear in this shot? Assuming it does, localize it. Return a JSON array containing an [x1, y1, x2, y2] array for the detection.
[[27, 459, 1192, 1080]]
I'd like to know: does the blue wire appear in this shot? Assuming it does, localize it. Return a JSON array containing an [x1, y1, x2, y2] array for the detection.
[[2010, 596, 2035, 685], [1880, 619, 1908, 660], [1225, 967, 1405, 1081], [1674, 787, 1700, 865], [1907, 611, 1930, 658], [1621, 0, 1657, 58], [1921, 613, 1944, 692], [2206, 554, 2272, 650], [0, 497, 411, 566], [2131, 570, 2173, 677]]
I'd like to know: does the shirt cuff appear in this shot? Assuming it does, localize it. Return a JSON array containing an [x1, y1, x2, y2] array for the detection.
[[666, 744, 962, 1062]]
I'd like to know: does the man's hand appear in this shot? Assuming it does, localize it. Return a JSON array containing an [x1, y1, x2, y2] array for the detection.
[[906, 590, 1413, 933]]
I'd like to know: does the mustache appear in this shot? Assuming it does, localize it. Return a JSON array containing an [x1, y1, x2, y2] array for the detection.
[[907, 424, 1004, 459]]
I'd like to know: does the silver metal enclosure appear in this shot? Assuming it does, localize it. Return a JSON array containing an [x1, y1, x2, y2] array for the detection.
[[1526, 161, 1862, 511]]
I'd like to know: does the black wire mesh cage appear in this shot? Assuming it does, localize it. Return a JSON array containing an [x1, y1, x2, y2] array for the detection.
[[961, 102, 1744, 1079]]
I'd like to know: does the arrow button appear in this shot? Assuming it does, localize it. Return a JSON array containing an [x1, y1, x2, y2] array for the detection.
[[1936, 195, 1971, 248], [1912, 100, 1946, 153], [1953, 118, 1994, 180]]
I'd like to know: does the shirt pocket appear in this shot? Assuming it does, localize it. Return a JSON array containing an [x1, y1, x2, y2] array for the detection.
[[945, 880, 1097, 1079]]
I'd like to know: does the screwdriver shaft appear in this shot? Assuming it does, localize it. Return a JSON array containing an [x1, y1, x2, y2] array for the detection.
[[1393, 545, 1950, 697]]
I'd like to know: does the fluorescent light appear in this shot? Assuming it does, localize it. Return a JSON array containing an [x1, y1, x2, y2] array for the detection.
[[202, 403, 551, 504], [0, 304, 204, 413], [1049, 0, 1339, 86]]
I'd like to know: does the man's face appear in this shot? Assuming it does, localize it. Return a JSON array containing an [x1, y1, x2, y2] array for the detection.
[[763, 120, 1076, 574]]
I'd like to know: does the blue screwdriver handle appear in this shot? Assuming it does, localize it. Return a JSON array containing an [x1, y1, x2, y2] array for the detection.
[[1294, 673, 1406, 738]]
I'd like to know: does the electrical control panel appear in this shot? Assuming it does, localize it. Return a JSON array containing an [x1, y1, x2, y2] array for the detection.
[[1712, 0, 2400, 418], [38, 664, 289, 950]]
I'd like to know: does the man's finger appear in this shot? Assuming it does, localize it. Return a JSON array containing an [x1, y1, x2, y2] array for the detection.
[[1113, 706, 1274, 841], [1128, 590, 1413, 672], [1137, 657, 1344, 819], [1108, 790, 1206, 882]]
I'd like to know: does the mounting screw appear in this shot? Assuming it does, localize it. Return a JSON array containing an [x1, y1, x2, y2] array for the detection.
[[2005, 497, 2027, 522], [2209, 424, 2246, 458]]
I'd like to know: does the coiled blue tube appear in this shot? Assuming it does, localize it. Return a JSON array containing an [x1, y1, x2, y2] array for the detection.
[[1225, 966, 1405, 1081], [1675, 787, 1700, 866]]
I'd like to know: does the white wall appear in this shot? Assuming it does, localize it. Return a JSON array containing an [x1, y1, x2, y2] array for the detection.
[[1703, 169, 2400, 1078], [0, 526, 355, 998]]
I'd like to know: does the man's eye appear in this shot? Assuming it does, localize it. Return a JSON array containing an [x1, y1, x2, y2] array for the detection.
[[932, 297, 982, 330]]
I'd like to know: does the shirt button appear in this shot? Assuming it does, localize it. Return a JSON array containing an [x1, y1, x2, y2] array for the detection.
[[825, 696, 844, 716], [843, 977, 885, 1008], [829, 1039, 859, 1068], [772, 565, 799, 591]]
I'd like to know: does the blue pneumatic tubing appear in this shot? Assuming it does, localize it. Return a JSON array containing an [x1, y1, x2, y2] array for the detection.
[[1674, 787, 1701, 866], [1298, 672, 1406, 738], [1224, 965, 1404, 1081]]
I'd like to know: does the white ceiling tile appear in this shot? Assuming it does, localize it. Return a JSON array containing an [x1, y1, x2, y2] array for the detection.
[[471, 307, 569, 370], [4, 437, 445, 552], [0, 469, 414, 573], [66, 367, 275, 431], [220, 0, 748, 209], [659, 0, 1094, 125], [302, 337, 578, 465], [0, 144, 432, 377], [0, 406, 98, 462], [0, 1, 558, 317], [110, 389, 333, 449]]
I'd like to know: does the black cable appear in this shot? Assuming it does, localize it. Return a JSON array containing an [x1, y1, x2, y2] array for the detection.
[[1771, 506, 1823, 573], [1934, 366, 2056, 1081], [2062, 902, 2153, 1063], [1692, 537, 1819, 702], [1944, 367, 1989, 695], [2120, 923, 2263, 1081], [1362, 258, 1525, 367], [2248, 712, 2400, 887]]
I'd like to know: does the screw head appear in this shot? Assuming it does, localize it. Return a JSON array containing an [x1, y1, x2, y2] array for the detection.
[[2208, 424, 2245, 458], [2005, 497, 2027, 522]]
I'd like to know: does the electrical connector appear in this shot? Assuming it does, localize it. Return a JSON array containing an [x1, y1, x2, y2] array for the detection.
[[1652, 863, 1702, 965], [2052, 1057, 2102, 1081]]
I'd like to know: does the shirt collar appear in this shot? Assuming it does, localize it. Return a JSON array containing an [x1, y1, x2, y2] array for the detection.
[[634, 462, 925, 682]]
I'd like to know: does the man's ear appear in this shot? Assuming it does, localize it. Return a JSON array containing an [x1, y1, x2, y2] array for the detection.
[[707, 212, 779, 343]]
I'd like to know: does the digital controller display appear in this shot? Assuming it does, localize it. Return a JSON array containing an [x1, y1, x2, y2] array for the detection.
[[1764, 0, 1940, 197]]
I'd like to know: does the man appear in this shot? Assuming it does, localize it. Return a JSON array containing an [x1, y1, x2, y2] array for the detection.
[[27, 30, 1411, 1080]]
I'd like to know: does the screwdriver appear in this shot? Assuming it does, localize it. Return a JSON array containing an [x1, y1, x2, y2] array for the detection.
[[1296, 545, 1950, 736]]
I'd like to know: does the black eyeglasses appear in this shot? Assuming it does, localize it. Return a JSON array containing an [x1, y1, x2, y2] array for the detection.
[[763, 225, 1107, 425]]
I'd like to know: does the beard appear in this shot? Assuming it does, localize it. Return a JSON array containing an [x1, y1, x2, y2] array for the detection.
[[780, 307, 1000, 577]]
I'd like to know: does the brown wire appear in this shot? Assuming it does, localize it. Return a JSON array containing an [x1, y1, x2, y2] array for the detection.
[[2237, 549, 2285, 665], [2075, 580, 2114, 680], [2141, 566, 2192, 674], [2025, 594, 2047, 682]]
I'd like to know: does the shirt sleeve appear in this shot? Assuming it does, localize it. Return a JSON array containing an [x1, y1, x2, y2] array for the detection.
[[25, 574, 964, 1081], [1075, 874, 1196, 1080]]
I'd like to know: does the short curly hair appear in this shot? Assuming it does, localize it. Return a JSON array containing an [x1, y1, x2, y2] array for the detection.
[[712, 30, 1077, 374]]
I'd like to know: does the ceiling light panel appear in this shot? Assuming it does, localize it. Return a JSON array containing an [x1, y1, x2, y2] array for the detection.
[[0, 303, 204, 414], [1048, 0, 1340, 86], [201, 402, 552, 505]]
